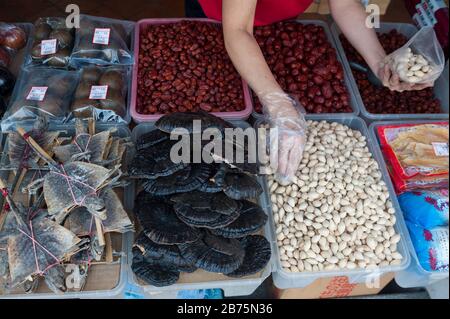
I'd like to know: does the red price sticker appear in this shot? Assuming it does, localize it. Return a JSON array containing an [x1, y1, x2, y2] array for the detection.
[[26, 86, 48, 101], [89, 85, 108, 100], [93, 28, 111, 45], [40, 39, 57, 55]]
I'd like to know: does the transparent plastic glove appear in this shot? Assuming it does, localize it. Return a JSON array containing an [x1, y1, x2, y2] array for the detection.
[[260, 92, 307, 185]]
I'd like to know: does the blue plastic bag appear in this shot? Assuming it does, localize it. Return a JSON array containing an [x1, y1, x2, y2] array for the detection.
[[406, 221, 449, 272], [399, 189, 448, 229]]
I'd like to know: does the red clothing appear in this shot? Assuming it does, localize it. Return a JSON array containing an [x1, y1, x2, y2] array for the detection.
[[198, 0, 313, 26]]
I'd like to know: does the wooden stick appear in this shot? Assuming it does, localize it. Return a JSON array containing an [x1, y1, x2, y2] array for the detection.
[[104, 233, 113, 263], [16, 128, 56, 165], [87, 119, 106, 247]]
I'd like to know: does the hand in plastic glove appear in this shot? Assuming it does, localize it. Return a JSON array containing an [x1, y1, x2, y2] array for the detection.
[[377, 62, 434, 92], [260, 92, 307, 186]]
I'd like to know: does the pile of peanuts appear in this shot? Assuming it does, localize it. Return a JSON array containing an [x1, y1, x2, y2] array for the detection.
[[264, 120, 403, 273], [394, 48, 433, 83]]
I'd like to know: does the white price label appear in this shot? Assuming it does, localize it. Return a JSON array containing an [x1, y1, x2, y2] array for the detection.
[[40, 39, 57, 55], [432, 142, 449, 157], [26, 87, 48, 101], [89, 85, 108, 100], [93, 28, 111, 45]]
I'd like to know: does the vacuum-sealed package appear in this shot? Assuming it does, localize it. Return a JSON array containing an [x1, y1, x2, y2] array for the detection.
[[399, 189, 449, 229], [0, 22, 27, 51], [378, 122, 449, 193], [69, 65, 128, 122], [1, 68, 79, 131], [25, 17, 74, 68], [70, 15, 134, 66], [406, 221, 449, 272]]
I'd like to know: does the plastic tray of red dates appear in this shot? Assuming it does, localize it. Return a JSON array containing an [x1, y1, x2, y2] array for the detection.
[[332, 22, 449, 122], [251, 20, 359, 119], [130, 19, 252, 122]]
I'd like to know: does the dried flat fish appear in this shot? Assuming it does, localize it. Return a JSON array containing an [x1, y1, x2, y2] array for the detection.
[[0, 183, 82, 288], [54, 131, 111, 164], [66, 189, 133, 235], [42, 162, 116, 221], [8, 130, 59, 169]]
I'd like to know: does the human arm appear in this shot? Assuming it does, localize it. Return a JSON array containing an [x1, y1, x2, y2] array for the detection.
[[330, 0, 432, 91]]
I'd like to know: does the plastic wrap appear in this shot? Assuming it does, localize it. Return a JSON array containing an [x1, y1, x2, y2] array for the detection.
[[68, 65, 128, 122], [25, 17, 74, 68], [406, 221, 449, 272], [0, 22, 27, 50], [70, 15, 134, 66], [0, 46, 11, 68], [260, 92, 307, 185], [378, 122, 449, 193], [399, 189, 449, 229], [387, 27, 445, 84], [0, 66, 15, 96], [1, 68, 79, 131]]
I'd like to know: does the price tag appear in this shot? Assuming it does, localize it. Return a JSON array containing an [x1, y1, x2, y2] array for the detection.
[[40, 39, 57, 55], [89, 85, 108, 100], [93, 28, 111, 45], [26, 87, 48, 101], [432, 142, 449, 157]]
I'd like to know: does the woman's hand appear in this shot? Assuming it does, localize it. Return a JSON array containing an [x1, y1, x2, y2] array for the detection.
[[260, 92, 307, 185], [377, 62, 434, 92]]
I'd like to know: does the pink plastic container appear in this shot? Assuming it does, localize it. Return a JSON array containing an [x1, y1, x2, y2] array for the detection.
[[130, 18, 253, 123]]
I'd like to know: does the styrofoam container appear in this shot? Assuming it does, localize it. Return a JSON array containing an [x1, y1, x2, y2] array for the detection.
[[369, 120, 449, 289], [0, 123, 133, 299], [249, 19, 361, 119], [331, 22, 449, 122], [130, 18, 253, 123], [256, 115, 411, 289], [125, 121, 273, 298]]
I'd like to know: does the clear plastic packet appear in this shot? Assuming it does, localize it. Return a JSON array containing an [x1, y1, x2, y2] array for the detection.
[[25, 17, 75, 68], [70, 15, 134, 67], [406, 221, 449, 272], [0, 22, 27, 51], [68, 65, 128, 122], [387, 27, 445, 84], [1, 68, 79, 131], [0, 46, 12, 68], [260, 92, 307, 185], [399, 189, 449, 229], [0, 65, 15, 97], [378, 122, 449, 180]]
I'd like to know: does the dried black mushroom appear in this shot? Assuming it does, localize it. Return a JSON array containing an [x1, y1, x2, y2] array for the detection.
[[211, 200, 267, 238], [143, 164, 211, 196], [134, 191, 201, 245], [129, 141, 187, 179], [226, 235, 271, 278], [131, 248, 180, 287], [222, 172, 263, 200], [174, 202, 240, 229], [155, 111, 233, 134], [134, 233, 196, 272], [171, 191, 239, 216], [136, 129, 170, 151], [179, 232, 245, 274]]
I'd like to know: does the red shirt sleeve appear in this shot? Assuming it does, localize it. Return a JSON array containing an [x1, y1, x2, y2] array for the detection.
[[198, 0, 314, 26]]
